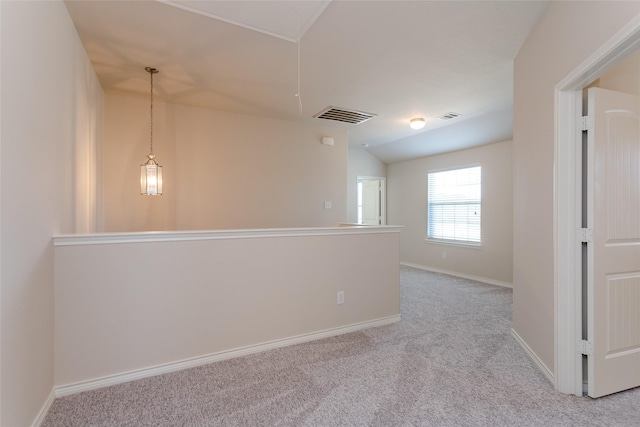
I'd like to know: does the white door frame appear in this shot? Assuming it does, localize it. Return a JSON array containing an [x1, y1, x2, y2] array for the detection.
[[357, 176, 386, 225], [554, 15, 640, 396]]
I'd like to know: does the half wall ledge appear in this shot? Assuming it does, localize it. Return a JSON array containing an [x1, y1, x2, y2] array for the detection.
[[53, 225, 404, 246], [52, 225, 403, 393]]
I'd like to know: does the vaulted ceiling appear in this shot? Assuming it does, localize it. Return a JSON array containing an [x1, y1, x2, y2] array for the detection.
[[65, 0, 549, 163]]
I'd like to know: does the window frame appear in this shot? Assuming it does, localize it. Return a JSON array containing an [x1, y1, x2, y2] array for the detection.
[[425, 164, 482, 247]]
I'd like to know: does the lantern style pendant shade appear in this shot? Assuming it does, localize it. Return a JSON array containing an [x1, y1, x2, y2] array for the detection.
[[141, 154, 163, 195], [141, 66, 163, 196]]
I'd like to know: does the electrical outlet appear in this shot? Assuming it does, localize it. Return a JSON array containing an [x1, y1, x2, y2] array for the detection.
[[441, 250, 447, 259], [324, 201, 332, 209], [337, 291, 344, 304]]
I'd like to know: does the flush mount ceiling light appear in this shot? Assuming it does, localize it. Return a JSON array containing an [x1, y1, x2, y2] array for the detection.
[[140, 66, 163, 196], [410, 118, 426, 130]]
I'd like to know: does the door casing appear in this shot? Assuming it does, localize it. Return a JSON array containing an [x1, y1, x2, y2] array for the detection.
[[555, 15, 640, 396], [357, 176, 386, 225]]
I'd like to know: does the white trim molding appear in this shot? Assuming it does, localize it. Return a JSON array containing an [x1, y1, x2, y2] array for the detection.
[[400, 262, 512, 289], [512, 329, 555, 386], [54, 314, 401, 398], [53, 225, 403, 247], [554, 13, 640, 396], [31, 390, 55, 427]]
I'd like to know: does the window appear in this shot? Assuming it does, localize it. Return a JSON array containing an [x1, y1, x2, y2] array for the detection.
[[427, 165, 481, 244]]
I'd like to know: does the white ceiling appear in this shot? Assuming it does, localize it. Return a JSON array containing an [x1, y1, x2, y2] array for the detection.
[[64, 0, 550, 164], [156, 0, 332, 42]]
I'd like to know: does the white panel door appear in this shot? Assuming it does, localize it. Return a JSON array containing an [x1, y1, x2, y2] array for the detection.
[[587, 87, 640, 398], [361, 180, 381, 225]]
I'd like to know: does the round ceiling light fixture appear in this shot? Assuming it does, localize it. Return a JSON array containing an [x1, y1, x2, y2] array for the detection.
[[410, 118, 426, 130]]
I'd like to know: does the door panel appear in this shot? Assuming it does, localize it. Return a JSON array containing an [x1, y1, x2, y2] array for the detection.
[[361, 180, 381, 225], [588, 87, 640, 398], [606, 274, 640, 355]]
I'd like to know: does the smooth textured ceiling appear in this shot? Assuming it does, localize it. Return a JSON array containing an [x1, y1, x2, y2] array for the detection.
[[64, 0, 550, 163], [159, 0, 331, 42]]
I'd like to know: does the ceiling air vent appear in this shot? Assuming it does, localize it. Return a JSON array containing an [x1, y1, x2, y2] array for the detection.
[[437, 112, 461, 120], [313, 106, 377, 125]]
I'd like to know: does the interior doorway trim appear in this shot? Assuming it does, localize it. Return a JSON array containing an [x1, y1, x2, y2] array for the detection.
[[554, 14, 640, 396], [356, 175, 386, 225]]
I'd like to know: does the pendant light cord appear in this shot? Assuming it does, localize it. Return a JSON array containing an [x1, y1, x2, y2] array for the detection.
[[149, 70, 154, 155], [296, 39, 303, 119], [284, 3, 303, 119]]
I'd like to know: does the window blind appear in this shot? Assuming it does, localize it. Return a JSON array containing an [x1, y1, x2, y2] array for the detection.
[[427, 166, 481, 244]]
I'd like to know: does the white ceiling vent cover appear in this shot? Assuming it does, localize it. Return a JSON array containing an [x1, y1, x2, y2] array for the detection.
[[437, 112, 461, 120], [313, 106, 377, 125]]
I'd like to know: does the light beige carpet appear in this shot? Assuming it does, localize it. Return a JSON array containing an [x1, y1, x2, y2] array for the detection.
[[42, 266, 640, 426]]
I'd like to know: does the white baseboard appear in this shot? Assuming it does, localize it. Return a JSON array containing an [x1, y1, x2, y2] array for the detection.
[[32, 389, 55, 427], [55, 314, 401, 398], [511, 328, 555, 386], [400, 262, 513, 289]]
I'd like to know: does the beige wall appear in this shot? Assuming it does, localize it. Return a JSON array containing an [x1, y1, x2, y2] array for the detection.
[[54, 228, 401, 388], [598, 50, 640, 95], [347, 147, 387, 223], [0, 1, 103, 425], [387, 140, 513, 284], [513, 1, 640, 375], [103, 93, 348, 232]]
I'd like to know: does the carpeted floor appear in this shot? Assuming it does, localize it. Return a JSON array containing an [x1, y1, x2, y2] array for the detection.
[[43, 266, 640, 426]]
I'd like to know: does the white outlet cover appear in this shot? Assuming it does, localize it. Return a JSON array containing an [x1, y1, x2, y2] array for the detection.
[[324, 201, 332, 209]]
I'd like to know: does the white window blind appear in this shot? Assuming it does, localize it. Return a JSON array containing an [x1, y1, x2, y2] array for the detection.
[[427, 165, 481, 244]]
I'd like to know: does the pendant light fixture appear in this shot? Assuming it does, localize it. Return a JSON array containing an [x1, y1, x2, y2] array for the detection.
[[140, 66, 163, 195]]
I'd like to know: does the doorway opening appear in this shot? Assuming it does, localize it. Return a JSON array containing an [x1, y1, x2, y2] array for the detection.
[[357, 176, 386, 225], [555, 19, 640, 397]]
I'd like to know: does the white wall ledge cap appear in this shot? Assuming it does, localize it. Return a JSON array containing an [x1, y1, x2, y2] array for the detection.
[[53, 225, 404, 246]]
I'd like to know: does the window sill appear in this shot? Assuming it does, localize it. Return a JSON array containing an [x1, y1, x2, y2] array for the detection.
[[424, 238, 482, 249]]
